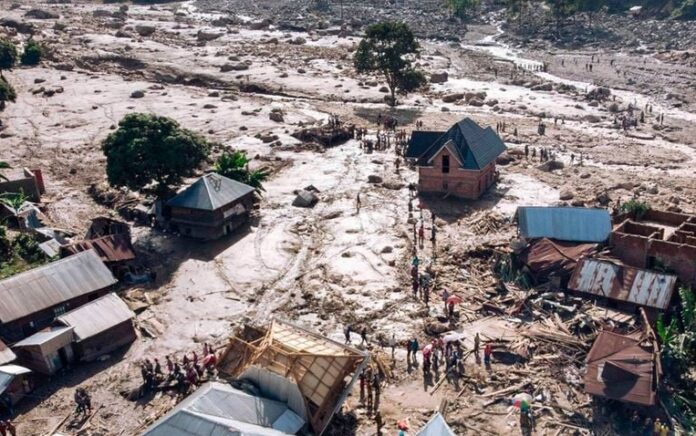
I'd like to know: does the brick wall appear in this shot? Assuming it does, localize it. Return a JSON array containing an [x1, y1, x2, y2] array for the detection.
[[610, 233, 649, 268], [647, 240, 696, 287], [418, 147, 496, 199]]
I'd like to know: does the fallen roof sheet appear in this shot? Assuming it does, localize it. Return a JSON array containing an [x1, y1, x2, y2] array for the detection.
[[584, 331, 657, 406], [0, 250, 117, 323], [57, 293, 134, 340], [0, 339, 16, 365], [60, 234, 135, 263], [516, 207, 612, 242], [521, 238, 598, 280], [416, 412, 456, 436], [167, 172, 255, 211], [0, 364, 31, 396], [144, 381, 303, 436], [569, 258, 677, 310]]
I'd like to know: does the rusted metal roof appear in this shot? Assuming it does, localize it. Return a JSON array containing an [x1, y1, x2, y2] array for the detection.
[[60, 234, 135, 263], [57, 293, 135, 341], [0, 250, 117, 323], [569, 258, 677, 310], [584, 331, 657, 406], [0, 339, 16, 365], [521, 238, 598, 281]]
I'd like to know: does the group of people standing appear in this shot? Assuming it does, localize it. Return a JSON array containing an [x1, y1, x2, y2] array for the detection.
[[139, 343, 218, 397]]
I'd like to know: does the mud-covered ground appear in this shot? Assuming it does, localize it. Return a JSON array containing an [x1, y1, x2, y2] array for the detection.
[[1, 0, 695, 435]]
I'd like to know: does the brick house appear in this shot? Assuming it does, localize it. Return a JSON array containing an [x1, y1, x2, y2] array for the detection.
[[165, 172, 256, 240], [411, 118, 507, 199]]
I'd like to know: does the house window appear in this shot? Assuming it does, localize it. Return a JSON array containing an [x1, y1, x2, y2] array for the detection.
[[442, 155, 450, 174], [53, 305, 67, 316]]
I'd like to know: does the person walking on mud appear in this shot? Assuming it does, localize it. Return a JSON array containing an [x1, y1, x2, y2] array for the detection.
[[344, 324, 353, 344], [418, 222, 425, 248], [389, 333, 396, 361], [372, 372, 381, 410], [356, 192, 361, 214], [441, 289, 450, 315], [361, 326, 368, 345], [365, 367, 374, 412], [474, 332, 481, 357]]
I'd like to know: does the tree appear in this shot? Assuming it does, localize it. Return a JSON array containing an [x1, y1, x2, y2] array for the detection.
[[0, 39, 18, 73], [0, 190, 30, 226], [446, 0, 480, 19], [576, 0, 603, 25], [214, 150, 268, 192], [354, 22, 426, 106], [102, 113, 210, 196], [20, 40, 43, 66], [0, 76, 16, 111], [545, 0, 577, 34]]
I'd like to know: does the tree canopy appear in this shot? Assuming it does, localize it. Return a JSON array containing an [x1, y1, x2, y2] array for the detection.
[[0, 39, 17, 71], [21, 40, 43, 66], [214, 150, 268, 192], [445, 0, 481, 19], [354, 21, 426, 106], [102, 113, 210, 196], [0, 76, 16, 111]]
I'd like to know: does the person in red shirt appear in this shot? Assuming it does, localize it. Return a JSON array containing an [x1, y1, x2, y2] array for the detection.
[[484, 343, 493, 366]]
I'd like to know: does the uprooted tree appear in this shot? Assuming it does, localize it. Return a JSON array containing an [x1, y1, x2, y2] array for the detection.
[[102, 113, 210, 197], [354, 21, 426, 106]]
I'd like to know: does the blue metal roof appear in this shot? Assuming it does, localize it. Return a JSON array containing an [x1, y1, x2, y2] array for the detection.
[[516, 207, 611, 243]]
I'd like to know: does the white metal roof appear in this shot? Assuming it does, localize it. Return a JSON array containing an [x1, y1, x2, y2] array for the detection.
[[57, 293, 135, 340], [416, 412, 457, 436], [144, 382, 304, 436], [0, 250, 117, 323], [0, 364, 31, 396], [14, 326, 74, 347]]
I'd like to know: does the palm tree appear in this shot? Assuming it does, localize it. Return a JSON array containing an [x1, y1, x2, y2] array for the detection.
[[214, 150, 269, 192], [0, 190, 30, 221], [0, 161, 10, 182]]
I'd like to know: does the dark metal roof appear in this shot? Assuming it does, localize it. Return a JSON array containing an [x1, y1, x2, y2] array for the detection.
[[516, 207, 612, 243], [406, 131, 445, 159], [584, 331, 657, 406], [167, 173, 255, 211], [60, 234, 136, 263], [57, 293, 135, 340], [569, 258, 677, 310], [417, 118, 507, 170], [0, 250, 117, 323]]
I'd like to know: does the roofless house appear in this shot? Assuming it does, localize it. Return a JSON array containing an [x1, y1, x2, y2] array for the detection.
[[408, 118, 507, 199]]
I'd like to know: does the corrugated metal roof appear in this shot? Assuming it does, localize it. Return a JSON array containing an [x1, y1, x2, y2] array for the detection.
[[584, 331, 657, 406], [0, 339, 16, 365], [516, 207, 612, 242], [14, 326, 74, 347], [406, 131, 445, 159], [60, 234, 135, 263], [522, 238, 598, 280], [418, 118, 507, 170], [57, 293, 134, 340], [144, 382, 303, 436], [416, 412, 456, 436], [0, 364, 31, 396], [0, 250, 117, 323], [569, 258, 677, 310], [167, 173, 255, 211]]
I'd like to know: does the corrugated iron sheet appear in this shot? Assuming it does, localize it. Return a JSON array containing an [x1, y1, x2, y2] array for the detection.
[[516, 207, 612, 242], [0, 339, 16, 365], [522, 238, 598, 280], [584, 331, 657, 406], [57, 293, 134, 340], [416, 412, 456, 436], [14, 326, 74, 348], [61, 234, 135, 263], [569, 258, 677, 310], [0, 250, 117, 323]]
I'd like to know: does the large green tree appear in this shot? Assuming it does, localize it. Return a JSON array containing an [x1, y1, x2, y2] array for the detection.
[[446, 0, 480, 19], [102, 113, 210, 196], [545, 0, 577, 34], [354, 21, 426, 106], [0, 76, 16, 111], [0, 39, 18, 73], [214, 150, 268, 192]]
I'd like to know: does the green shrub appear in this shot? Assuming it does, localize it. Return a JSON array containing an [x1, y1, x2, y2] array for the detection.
[[620, 199, 650, 219], [0, 76, 16, 111], [0, 39, 17, 70], [13, 233, 44, 263], [20, 40, 43, 66]]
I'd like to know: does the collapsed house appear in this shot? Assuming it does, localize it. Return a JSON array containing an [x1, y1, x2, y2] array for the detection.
[[515, 206, 612, 243], [409, 118, 507, 199], [416, 412, 456, 436], [60, 234, 136, 279], [611, 209, 696, 287], [519, 237, 599, 286], [84, 216, 131, 240], [165, 172, 256, 240], [144, 381, 305, 436], [0, 167, 45, 202], [584, 330, 659, 406], [0, 249, 118, 342], [568, 258, 678, 312], [217, 319, 369, 435]]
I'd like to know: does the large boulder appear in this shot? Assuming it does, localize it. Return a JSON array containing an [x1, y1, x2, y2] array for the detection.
[[442, 93, 463, 103], [135, 25, 156, 37], [368, 175, 383, 184], [249, 19, 272, 30], [269, 111, 284, 122], [197, 30, 223, 42], [537, 159, 564, 172], [430, 72, 448, 84], [292, 190, 319, 208], [531, 83, 553, 92], [25, 9, 58, 19]]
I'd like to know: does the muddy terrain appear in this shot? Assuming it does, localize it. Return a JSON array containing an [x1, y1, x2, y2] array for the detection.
[[1, 0, 695, 435]]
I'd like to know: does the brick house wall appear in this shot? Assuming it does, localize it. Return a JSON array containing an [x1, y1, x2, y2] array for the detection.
[[418, 147, 496, 199]]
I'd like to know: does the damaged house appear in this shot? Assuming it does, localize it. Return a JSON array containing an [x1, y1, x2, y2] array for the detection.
[[165, 172, 256, 240], [410, 118, 507, 199], [610, 209, 696, 287], [216, 319, 369, 435], [0, 249, 117, 342]]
